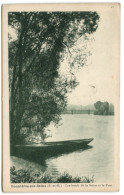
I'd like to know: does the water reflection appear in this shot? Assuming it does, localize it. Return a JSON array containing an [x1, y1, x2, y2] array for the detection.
[[13, 144, 93, 166]]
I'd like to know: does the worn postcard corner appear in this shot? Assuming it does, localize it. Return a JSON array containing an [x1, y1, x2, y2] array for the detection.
[[2, 3, 120, 192]]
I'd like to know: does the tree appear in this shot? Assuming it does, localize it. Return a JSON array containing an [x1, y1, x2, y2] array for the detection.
[[9, 12, 99, 148], [94, 101, 102, 114], [109, 103, 114, 115], [94, 101, 114, 115]]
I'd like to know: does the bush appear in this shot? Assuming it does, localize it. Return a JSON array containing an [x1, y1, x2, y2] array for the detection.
[[56, 172, 81, 183], [10, 166, 35, 183], [10, 166, 94, 183]]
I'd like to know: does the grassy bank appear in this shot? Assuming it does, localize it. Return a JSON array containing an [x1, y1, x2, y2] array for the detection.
[[10, 166, 94, 183]]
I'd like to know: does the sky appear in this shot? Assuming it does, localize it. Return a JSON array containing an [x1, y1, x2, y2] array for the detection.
[[66, 11, 118, 106]]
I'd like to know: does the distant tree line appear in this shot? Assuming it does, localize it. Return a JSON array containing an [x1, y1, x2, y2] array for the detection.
[[94, 101, 114, 115]]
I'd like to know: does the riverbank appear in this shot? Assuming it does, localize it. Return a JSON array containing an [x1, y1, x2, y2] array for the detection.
[[11, 156, 46, 172], [10, 166, 94, 183], [10, 156, 94, 183]]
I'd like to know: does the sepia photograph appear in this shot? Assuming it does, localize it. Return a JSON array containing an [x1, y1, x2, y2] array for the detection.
[[2, 3, 120, 192]]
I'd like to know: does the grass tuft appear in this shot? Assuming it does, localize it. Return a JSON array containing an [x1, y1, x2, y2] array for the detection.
[[10, 166, 94, 183]]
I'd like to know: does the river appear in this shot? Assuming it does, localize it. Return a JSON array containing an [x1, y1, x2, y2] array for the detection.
[[44, 114, 114, 183], [11, 114, 114, 183]]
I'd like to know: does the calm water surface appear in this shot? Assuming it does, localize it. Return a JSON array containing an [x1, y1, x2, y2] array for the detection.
[[45, 114, 114, 183]]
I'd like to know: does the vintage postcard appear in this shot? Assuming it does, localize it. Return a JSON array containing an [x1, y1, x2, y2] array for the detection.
[[2, 3, 120, 192]]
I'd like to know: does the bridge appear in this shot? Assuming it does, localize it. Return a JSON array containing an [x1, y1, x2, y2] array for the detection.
[[63, 110, 95, 114]]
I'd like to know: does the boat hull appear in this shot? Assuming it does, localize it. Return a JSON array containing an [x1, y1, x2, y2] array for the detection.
[[12, 138, 94, 163]]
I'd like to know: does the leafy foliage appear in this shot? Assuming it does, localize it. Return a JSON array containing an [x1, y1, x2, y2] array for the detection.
[[10, 166, 94, 183], [9, 12, 99, 146], [94, 101, 114, 115]]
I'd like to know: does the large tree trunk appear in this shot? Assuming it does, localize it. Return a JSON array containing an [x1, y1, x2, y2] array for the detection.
[[10, 26, 25, 153]]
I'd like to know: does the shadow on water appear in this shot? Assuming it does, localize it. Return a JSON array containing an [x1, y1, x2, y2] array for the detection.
[[12, 144, 93, 166]]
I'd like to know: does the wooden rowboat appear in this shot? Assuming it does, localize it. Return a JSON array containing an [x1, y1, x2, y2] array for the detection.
[[13, 138, 94, 162], [16, 138, 94, 148]]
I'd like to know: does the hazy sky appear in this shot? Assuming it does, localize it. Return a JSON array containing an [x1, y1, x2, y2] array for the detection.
[[66, 11, 117, 106]]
